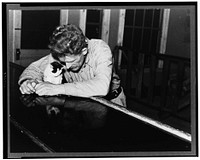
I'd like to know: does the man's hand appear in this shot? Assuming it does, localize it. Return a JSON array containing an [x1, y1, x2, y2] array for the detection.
[[35, 82, 65, 96], [19, 79, 39, 94]]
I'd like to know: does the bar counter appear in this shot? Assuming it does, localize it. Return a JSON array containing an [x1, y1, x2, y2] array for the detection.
[[7, 62, 191, 158]]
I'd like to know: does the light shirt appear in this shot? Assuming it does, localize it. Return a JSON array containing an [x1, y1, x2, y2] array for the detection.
[[18, 39, 119, 98]]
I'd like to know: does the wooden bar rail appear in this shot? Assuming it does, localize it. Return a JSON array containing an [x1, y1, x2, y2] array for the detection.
[[90, 96, 191, 142]]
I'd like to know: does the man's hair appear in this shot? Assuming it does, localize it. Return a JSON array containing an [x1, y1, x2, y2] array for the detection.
[[48, 24, 88, 60]]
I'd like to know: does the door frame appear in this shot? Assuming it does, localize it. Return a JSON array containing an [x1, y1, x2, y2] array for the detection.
[[8, 10, 21, 63]]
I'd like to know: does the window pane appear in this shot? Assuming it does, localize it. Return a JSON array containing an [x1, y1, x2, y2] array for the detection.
[[125, 9, 134, 26], [86, 25, 100, 39], [86, 9, 102, 39], [121, 54, 127, 69], [21, 10, 60, 49], [144, 9, 153, 27], [153, 9, 161, 28], [135, 9, 144, 26], [150, 30, 159, 52], [22, 30, 51, 49], [123, 8, 162, 64], [144, 54, 150, 66], [142, 29, 151, 52], [123, 27, 133, 49], [133, 28, 142, 50], [86, 10, 101, 23]]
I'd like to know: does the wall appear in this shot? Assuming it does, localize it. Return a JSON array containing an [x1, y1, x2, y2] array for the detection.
[[165, 8, 190, 58], [108, 9, 120, 51], [68, 9, 80, 26]]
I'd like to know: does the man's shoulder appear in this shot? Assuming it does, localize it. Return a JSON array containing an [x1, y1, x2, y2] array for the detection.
[[87, 39, 112, 61], [31, 54, 53, 70], [88, 39, 111, 54], [89, 39, 109, 47]]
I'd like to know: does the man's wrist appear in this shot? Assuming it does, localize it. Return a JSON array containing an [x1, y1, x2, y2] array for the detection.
[[19, 78, 31, 85], [57, 84, 66, 95]]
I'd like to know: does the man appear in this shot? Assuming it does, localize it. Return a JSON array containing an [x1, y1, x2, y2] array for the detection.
[[19, 24, 126, 107]]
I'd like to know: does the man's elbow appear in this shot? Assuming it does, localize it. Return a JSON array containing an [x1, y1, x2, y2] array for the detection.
[[97, 81, 110, 97]]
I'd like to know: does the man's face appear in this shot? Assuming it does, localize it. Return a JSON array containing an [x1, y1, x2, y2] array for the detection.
[[58, 48, 87, 72]]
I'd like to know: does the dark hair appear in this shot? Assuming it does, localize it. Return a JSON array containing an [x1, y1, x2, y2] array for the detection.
[[48, 24, 88, 60]]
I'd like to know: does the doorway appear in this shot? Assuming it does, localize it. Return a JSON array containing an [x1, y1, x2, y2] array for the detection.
[[9, 10, 60, 67]]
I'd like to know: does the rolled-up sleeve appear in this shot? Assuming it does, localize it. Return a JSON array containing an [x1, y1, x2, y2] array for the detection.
[[63, 40, 113, 97], [18, 55, 51, 85]]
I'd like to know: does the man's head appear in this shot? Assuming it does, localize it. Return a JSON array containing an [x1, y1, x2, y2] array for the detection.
[[48, 24, 88, 72]]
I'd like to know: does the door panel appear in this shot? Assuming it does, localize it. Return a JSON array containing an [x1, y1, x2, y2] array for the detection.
[[21, 10, 60, 49]]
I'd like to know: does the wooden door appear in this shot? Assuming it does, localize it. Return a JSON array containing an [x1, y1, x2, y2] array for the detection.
[[9, 10, 60, 67]]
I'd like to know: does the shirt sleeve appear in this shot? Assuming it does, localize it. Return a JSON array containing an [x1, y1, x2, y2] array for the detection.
[[18, 55, 51, 85], [63, 40, 113, 97]]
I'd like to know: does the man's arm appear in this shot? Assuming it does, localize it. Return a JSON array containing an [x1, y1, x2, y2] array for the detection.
[[64, 51, 113, 97], [18, 55, 51, 94], [35, 57, 113, 97], [35, 40, 113, 97]]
